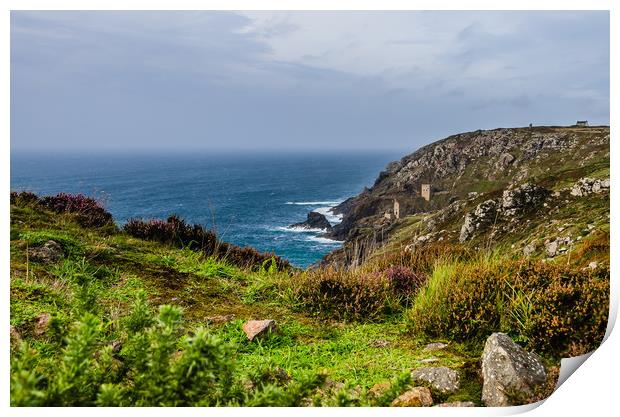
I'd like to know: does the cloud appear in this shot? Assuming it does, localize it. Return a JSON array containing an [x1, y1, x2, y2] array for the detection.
[[10, 11, 609, 152]]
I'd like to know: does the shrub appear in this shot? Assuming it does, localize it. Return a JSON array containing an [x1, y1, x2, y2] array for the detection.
[[40, 193, 113, 228], [124, 215, 290, 271], [123, 215, 218, 251], [370, 243, 472, 274], [10, 191, 40, 207], [290, 268, 399, 321], [408, 257, 609, 356], [384, 266, 427, 296]]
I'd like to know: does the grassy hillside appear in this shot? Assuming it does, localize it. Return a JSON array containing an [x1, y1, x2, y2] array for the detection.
[[10, 187, 608, 406], [10, 197, 488, 406]]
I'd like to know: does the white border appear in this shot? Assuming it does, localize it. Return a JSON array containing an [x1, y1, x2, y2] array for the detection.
[[2, 1, 616, 416]]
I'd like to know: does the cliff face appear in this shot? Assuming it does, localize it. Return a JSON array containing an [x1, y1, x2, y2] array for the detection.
[[324, 125, 609, 266]]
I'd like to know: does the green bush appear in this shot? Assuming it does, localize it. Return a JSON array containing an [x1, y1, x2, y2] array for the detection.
[[408, 257, 609, 356], [10, 292, 324, 406]]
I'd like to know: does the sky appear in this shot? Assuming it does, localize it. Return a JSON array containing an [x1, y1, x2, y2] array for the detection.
[[10, 10, 610, 152]]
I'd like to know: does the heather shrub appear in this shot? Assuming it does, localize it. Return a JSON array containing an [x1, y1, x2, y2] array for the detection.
[[124, 215, 290, 271], [408, 257, 609, 356], [384, 266, 427, 296], [290, 268, 399, 321], [40, 193, 113, 228], [123, 215, 218, 252], [10, 191, 40, 206]]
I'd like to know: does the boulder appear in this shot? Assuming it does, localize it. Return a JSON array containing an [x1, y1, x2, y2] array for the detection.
[[391, 387, 433, 407], [410, 366, 460, 395], [289, 211, 333, 231], [481, 333, 546, 406], [242, 319, 277, 341], [28, 240, 64, 263]]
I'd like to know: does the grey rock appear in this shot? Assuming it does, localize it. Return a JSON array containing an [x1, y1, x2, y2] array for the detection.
[[545, 240, 559, 257], [481, 332, 546, 407], [588, 261, 598, 270], [411, 366, 460, 395], [423, 342, 448, 352], [28, 240, 64, 263], [523, 241, 537, 257]]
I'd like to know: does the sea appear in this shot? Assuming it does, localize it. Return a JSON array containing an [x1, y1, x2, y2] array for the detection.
[[10, 151, 401, 268]]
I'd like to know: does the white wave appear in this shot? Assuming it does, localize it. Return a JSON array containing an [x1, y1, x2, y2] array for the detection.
[[285, 201, 342, 206], [275, 226, 329, 233], [313, 206, 343, 225], [306, 236, 344, 244]]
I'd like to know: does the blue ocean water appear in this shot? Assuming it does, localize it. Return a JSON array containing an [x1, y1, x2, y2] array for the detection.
[[10, 151, 400, 268]]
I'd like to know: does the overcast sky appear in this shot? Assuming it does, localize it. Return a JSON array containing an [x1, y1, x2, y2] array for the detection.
[[11, 11, 609, 152]]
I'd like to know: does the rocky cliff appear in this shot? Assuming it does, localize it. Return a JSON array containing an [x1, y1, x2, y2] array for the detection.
[[323, 125, 609, 266]]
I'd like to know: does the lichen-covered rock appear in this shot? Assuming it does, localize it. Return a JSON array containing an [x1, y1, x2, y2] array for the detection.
[[391, 386, 433, 407], [410, 366, 460, 395], [481, 332, 546, 407], [570, 177, 610, 197], [501, 183, 549, 216], [242, 319, 277, 341], [459, 199, 498, 242], [27, 240, 64, 263]]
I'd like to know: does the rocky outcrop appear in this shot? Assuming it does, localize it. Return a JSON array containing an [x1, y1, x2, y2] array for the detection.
[[410, 366, 460, 395], [242, 319, 278, 341], [289, 211, 332, 231], [500, 183, 549, 216], [570, 177, 610, 197], [27, 240, 64, 263], [391, 386, 433, 407], [460, 183, 549, 242], [481, 333, 546, 407], [459, 200, 498, 242]]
